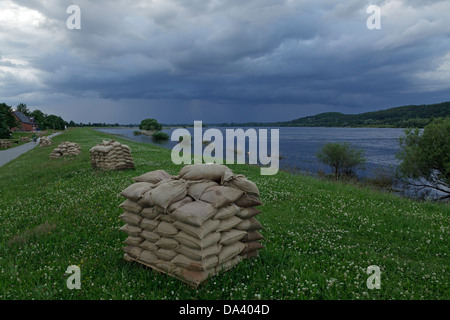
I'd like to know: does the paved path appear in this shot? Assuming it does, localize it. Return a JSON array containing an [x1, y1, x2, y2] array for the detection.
[[0, 132, 62, 167]]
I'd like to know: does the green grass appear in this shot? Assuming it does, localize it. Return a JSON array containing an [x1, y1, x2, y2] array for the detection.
[[0, 128, 448, 300]]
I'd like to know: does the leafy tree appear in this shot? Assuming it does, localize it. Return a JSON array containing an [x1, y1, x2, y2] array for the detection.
[[0, 103, 17, 138], [316, 142, 366, 178], [139, 118, 162, 131], [151, 131, 169, 141], [16, 103, 30, 116], [30, 109, 47, 129], [396, 117, 450, 200]]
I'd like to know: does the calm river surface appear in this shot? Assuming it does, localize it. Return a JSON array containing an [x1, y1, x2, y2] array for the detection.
[[96, 126, 406, 178]]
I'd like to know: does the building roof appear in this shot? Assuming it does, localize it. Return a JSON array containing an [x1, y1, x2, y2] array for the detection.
[[13, 111, 33, 124]]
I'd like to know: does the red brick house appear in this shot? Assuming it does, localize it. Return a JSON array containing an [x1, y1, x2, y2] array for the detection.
[[11, 111, 39, 132]]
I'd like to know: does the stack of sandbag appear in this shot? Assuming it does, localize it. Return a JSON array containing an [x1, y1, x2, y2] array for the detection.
[[90, 140, 134, 170], [49, 141, 81, 159], [119, 164, 264, 287], [39, 136, 52, 147]]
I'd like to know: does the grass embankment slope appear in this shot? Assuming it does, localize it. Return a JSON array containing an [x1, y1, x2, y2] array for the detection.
[[0, 128, 448, 300]]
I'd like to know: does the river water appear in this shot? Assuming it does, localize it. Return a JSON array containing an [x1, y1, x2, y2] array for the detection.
[[95, 126, 406, 179]]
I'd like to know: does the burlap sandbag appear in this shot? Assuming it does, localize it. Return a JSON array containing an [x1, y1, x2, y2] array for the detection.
[[155, 221, 179, 238], [216, 216, 243, 232], [167, 196, 193, 213], [223, 174, 260, 197], [218, 242, 246, 264], [172, 254, 219, 272], [175, 244, 222, 261], [139, 218, 160, 232], [187, 181, 219, 201], [234, 194, 262, 208], [235, 217, 263, 231], [213, 204, 240, 220], [173, 219, 220, 239], [150, 179, 188, 210], [235, 207, 262, 219], [119, 212, 142, 226], [119, 182, 155, 202], [119, 224, 142, 237], [139, 240, 158, 252], [139, 250, 158, 265], [119, 199, 142, 214], [155, 248, 178, 261], [132, 170, 172, 184], [219, 229, 248, 246], [174, 231, 220, 250], [199, 186, 244, 208], [240, 241, 264, 255], [178, 164, 230, 182], [241, 230, 265, 243], [123, 245, 143, 259], [124, 236, 144, 247], [170, 201, 217, 227], [141, 230, 160, 243], [155, 237, 180, 250]]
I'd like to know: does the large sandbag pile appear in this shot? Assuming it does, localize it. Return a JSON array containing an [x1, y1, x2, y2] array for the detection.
[[119, 164, 264, 287], [49, 141, 81, 159], [90, 140, 134, 170], [39, 136, 52, 147]]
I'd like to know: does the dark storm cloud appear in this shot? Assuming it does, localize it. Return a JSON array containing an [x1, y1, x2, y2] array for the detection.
[[1, 0, 450, 123]]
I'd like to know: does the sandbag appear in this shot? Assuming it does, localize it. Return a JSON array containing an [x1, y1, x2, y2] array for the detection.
[[120, 182, 155, 202], [119, 212, 142, 226], [235, 217, 264, 231], [218, 242, 246, 264], [139, 218, 160, 231], [139, 240, 158, 252], [241, 230, 265, 243], [235, 207, 262, 219], [174, 231, 220, 250], [187, 181, 219, 200], [175, 244, 222, 261], [178, 164, 230, 182], [124, 236, 144, 247], [132, 170, 172, 183], [155, 237, 180, 250], [216, 216, 243, 232], [155, 248, 178, 261], [141, 230, 160, 243], [214, 204, 240, 220], [200, 186, 244, 208], [139, 250, 158, 265], [123, 245, 143, 259], [173, 219, 220, 240], [151, 179, 188, 210], [234, 194, 262, 208], [172, 254, 218, 272], [170, 201, 217, 227], [119, 224, 142, 237], [119, 199, 142, 214], [155, 221, 179, 238], [240, 241, 264, 255], [167, 196, 193, 213], [223, 174, 260, 197], [219, 229, 248, 246]]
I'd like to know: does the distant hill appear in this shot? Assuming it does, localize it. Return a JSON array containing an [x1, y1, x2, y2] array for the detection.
[[213, 101, 450, 128]]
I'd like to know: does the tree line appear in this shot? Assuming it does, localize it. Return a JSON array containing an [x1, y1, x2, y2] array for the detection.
[[0, 102, 68, 138]]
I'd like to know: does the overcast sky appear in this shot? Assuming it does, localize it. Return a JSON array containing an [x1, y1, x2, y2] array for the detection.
[[1, 0, 449, 124]]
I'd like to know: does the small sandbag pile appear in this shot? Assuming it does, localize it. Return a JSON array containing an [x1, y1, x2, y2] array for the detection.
[[49, 141, 81, 159], [119, 164, 264, 287], [39, 136, 52, 147], [90, 140, 134, 170]]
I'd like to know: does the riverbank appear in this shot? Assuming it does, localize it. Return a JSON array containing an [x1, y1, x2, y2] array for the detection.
[[0, 128, 448, 300]]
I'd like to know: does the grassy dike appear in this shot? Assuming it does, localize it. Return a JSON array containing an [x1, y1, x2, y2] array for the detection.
[[0, 128, 448, 300]]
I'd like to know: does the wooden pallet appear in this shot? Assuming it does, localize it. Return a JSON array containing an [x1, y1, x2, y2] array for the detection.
[[123, 253, 243, 288]]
